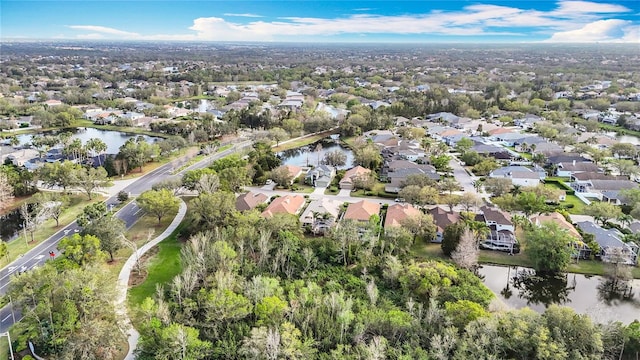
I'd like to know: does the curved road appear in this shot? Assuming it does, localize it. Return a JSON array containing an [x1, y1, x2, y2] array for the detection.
[[0, 140, 252, 333]]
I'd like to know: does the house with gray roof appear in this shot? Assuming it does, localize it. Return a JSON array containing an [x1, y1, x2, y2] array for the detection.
[[576, 221, 638, 265], [300, 198, 342, 235], [489, 165, 546, 187]]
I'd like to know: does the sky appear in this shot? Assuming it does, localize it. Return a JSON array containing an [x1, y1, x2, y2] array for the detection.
[[1, 0, 638, 43]]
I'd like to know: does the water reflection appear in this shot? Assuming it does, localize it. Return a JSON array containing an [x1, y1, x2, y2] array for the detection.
[[16, 128, 161, 155], [479, 264, 640, 324], [511, 269, 575, 306], [278, 137, 354, 169]]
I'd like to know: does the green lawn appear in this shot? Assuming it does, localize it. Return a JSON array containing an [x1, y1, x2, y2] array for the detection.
[[272, 130, 337, 152], [127, 223, 185, 307], [598, 123, 640, 137], [543, 182, 587, 214]]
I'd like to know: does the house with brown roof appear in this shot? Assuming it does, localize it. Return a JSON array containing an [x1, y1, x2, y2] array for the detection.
[[283, 165, 304, 182], [427, 206, 461, 243], [261, 195, 306, 218], [384, 203, 421, 229], [531, 212, 581, 239], [343, 200, 381, 222], [339, 166, 371, 190], [236, 191, 269, 211]]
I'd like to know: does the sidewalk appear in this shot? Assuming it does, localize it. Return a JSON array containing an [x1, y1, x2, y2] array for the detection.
[[115, 199, 187, 359]]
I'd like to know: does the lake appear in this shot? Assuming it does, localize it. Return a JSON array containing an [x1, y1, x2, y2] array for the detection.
[[15, 128, 162, 155], [479, 264, 640, 324], [278, 135, 354, 169], [0, 207, 25, 242]]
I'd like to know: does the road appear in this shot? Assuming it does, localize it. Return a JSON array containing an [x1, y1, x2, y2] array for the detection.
[[0, 140, 252, 333]]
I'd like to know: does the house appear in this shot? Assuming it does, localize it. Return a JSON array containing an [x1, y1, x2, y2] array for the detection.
[[428, 206, 460, 243], [555, 161, 601, 177], [478, 206, 518, 250], [305, 165, 336, 188], [282, 165, 304, 183], [514, 114, 544, 129], [576, 221, 638, 265], [384, 167, 441, 193], [384, 203, 421, 229], [531, 212, 582, 239], [339, 166, 371, 190], [547, 153, 590, 165], [4, 148, 39, 167], [236, 191, 269, 211], [570, 172, 635, 199], [489, 166, 545, 187], [261, 195, 306, 218], [300, 198, 342, 234], [343, 200, 381, 222]]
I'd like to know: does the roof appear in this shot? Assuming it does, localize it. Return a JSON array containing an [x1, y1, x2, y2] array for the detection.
[[589, 180, 637, 191], [576, 221, 626, 249], [572, 172, 627, 181], [490, 165, 534, 177], [284, 165, 304, 179], [340, 166, 371, 185], [261, 195, 306, 218], [236, 191, 269, 211], [488, 127, 514, 135], [480, 206, 512, 226], [384, 203, 421, 228], [531, 212, 581, 239], [511, 171, 541, 180], [428, 206, 461, 232], [300, 198, 342, 224], [557, 162, 601, 172], [344, 200, 381, 221], [386, 160, 435, 172]]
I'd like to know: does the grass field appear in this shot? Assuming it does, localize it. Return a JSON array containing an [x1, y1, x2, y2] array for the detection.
[[127, 223, 185, 308]]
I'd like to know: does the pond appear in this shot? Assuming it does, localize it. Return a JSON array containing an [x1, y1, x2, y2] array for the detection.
[[15, 128, 162, 155], [617, 134, 640, 145], [479, 265, 640, 324], [278, 135, 354, 169], [0, 205, 29, 242]]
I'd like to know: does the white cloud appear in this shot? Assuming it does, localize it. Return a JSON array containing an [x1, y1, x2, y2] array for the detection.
[[554, 1, 630, 14], [67, 25, 140, 37], [66, 0, 639, 42], [545, 19, 634, 42], [222, 13, 263, 18]]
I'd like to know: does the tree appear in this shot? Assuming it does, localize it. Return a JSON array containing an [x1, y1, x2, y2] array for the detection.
[[609, 159, 639, 177], [323, 149, 347, 168], [460, 151, 483, 166], [38, 160, 78, 192], [584, 202, 622, 225], [438, 177, 460, 195], [525, 222, 572, 273], [31, 192, 69, 227], [483, 178, 512, 196], [514, 191, 548, 216], [195, 173, 220, 194], [73, 166, 108, 200], [85, 138, 107, 165], [118, 137, 160, 172], [190, 191, 237, 230], [8, 264, 121, 357], [353, 142, 383, 170], [58, 233, 105, 266], [454, 138, 474, 154], [459, 193, 481, 212], [441, 222, 466, 257], [269, 127, 289, 146], [136, 189, 180, 223], [430, 154, 452, 173], [219, 166, 251, 192], [0, 172, 14, 211], [400, 213, 436, 242], [270, 165, 294, 187], [471, 158, 499, 176], [182, 168, 217, 190], [81, 215, 126, 262], [451, 228, 479, 271], [610, 142, 638, 159]]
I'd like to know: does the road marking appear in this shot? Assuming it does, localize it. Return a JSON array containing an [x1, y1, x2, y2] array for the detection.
[[134, 208, 143, 215], [35, 255, 45, 260], [7, 267, 15, 273], [1, 314, 10, 322]]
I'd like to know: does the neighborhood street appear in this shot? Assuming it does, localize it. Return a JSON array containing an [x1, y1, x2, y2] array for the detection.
[[0, 140, 252, 333]]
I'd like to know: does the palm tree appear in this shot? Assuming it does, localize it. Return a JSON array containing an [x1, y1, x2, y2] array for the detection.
[[617, 214, 634, 229], [511, 214, 530, 232], [86, 138, 107, 165], [8, 136, 19, 148]]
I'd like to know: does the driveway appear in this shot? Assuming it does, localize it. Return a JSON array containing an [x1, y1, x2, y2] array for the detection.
[[338, 189, 352, 197]]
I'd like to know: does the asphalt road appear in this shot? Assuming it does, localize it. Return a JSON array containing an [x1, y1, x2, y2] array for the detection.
[[0, 140, 252, 333]]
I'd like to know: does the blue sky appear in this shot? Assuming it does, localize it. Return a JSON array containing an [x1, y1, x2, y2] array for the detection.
[[1, 0, 638, 43]]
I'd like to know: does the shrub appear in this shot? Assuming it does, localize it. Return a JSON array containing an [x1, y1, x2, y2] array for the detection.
[[117, 190, 129, 202]]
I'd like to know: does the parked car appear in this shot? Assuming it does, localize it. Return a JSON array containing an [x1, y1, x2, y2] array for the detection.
[[480, 240, 521, 254]]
